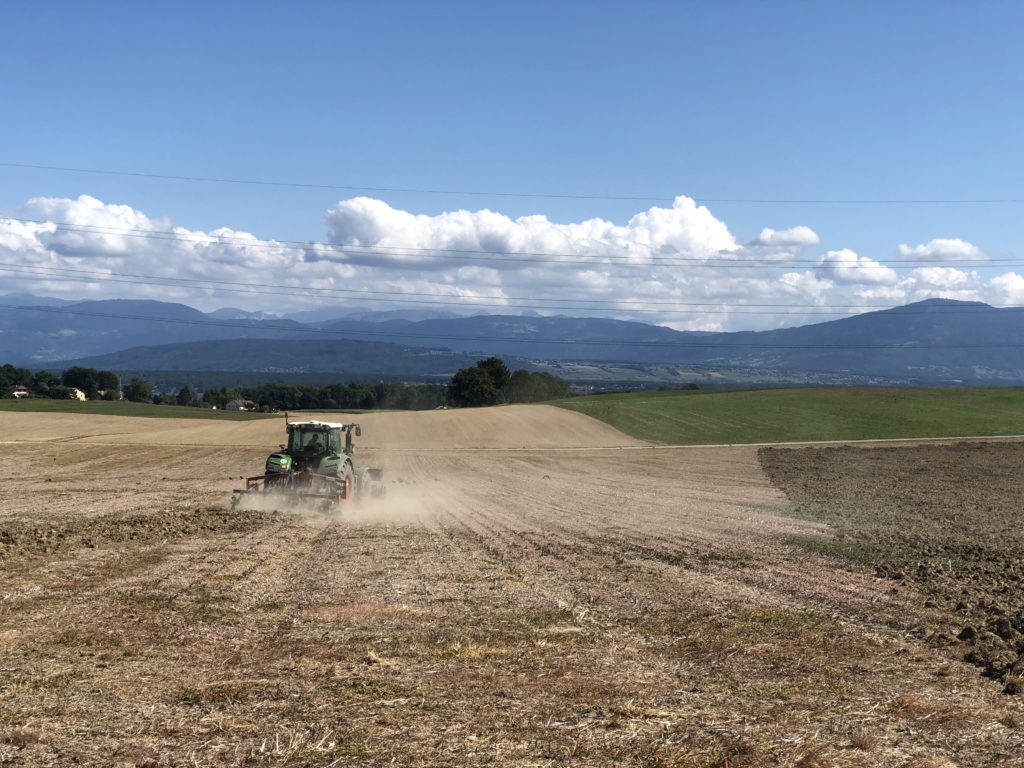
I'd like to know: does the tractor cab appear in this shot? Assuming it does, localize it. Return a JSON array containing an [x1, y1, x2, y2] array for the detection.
[[288, 422, 342, 456], [285, 421, 362, 458]]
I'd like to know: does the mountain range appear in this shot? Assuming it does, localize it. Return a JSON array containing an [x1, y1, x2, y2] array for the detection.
[[2, 294, 1022, 385]]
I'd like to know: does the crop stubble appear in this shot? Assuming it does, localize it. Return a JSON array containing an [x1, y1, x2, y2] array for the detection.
[[1, 410, 1022, 766]]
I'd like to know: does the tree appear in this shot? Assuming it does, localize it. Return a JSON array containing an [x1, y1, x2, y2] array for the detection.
[[476, 357, 511, 399], [507, 369, 534, 402], [123, 377, 152, 403], [61, 366, 99, 397], [31, 370, 60, 394], [175, 386, 195, 406], [96, 370, 119, 393], [448, 366, 498, 407], [200, 386, 229, 409], [507, 370, 570, 403], [47, 385, 78, 400], [0, 363, 32, 393]]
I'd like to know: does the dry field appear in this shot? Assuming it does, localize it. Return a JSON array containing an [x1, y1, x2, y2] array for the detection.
[[1, 406, 1022, 767]]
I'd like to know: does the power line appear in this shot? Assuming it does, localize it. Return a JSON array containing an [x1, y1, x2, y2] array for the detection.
[[1, 217, 1006, 270], [0, 161, 670, 202], [0, 266, 872, 316], [2, 261, 1021, 317], [4, 161, 1024, 205], [0, 263, 772, 314], [4, 302, 1023, 350]]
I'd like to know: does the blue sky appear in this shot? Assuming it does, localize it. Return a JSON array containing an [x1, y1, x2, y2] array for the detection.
[[2, 1, 1023, 329]]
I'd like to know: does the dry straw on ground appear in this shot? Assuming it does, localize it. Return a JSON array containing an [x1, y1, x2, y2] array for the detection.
[[1, 409, 1022, 766]]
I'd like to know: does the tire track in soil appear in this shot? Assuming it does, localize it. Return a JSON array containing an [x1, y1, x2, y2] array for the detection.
[[400, 453, 723, 647], [0, 514, 303, 658], [384, 453, 927, 681], [417, 452, 754, 624], [136, 518, 311, 601], [365, 454, 771, 760], [475, 450, 902, 625]]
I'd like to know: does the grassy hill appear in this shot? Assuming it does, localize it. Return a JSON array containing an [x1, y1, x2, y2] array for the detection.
[[554, 387, 1024, 444]]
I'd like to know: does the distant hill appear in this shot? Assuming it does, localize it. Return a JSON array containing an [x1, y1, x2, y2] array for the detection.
[[66, 338, 529, 378], [675, 299, 1024, 382], [280, 307, 460, 324], [311, 301, 1024, 382], [317, 313, 702, 359], [0, 292, 73, 307], [338, 309, 463, 323], [0, 298, 310, 363], [4, 293, 1024, 384], [206, 307, 281, 321]]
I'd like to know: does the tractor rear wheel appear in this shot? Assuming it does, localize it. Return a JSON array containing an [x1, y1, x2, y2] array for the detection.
[[337, 466, 354, 503]]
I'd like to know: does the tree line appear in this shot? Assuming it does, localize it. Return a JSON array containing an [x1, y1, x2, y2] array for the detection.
[[0, 363, 448, 410], [1, 364, 125, 401], [3, 358, 571, 409], [198, 381, 446, 411]]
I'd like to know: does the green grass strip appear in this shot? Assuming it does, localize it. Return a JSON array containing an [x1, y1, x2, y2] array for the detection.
[[0, 399, 273, 420], [554, 387, 1024, 444]]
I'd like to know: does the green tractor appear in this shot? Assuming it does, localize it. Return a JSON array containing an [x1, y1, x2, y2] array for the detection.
[[232, 420, 384, 510]]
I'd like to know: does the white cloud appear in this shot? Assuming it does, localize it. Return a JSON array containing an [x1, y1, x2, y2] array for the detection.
[[852, 285, 912, 304], [989, 273, 1024, 304], [0, 194, 1018, 333], [910, 266, 974, 290], [324, 195, 739, 270], [750, 226, 820, 247], [816, 249, 900, 285], [777, 271, 833, 300], [2, 195, 307, 304], [898, 238, 984, 262]]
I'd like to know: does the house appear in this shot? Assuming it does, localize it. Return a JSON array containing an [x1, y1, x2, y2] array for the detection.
[[225, 399, 256, 412], [10, 388, 30, 399], [69, 388, 87, 401]]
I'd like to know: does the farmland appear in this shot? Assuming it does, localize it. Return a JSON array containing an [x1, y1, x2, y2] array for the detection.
[[0, 398, 273, 421], [1, 405, 1022, 766], [555, 387, 1024, 445]]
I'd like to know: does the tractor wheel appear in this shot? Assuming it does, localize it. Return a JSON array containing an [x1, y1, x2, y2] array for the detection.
[[337, 466, 354, 503]]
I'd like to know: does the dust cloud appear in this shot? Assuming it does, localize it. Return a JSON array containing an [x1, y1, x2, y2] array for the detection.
[[231, 482, 438, 527], [231, 491, 325, 518], [343, 484, 436, 526]]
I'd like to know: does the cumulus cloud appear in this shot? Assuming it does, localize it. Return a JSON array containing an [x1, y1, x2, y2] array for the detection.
[[323, 195, 739, 270], [910, 266, 974, 290], [2, 195, 308, 303], [0, 194, 1015, 332], [816, 249, 900, 285], [750, 226, 820, 247], [898, 238, 984, 262], [989, 272, 1024, 304]]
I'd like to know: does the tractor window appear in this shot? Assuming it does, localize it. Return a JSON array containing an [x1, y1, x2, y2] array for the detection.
[[290, 429, 326, 451], [328, 429, 341, 453]]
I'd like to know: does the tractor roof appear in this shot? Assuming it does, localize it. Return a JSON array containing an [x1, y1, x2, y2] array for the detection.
[[287, 420, 346, 430]]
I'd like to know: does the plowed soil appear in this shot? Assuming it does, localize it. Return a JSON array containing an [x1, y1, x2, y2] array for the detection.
[[1, 409, 1022, 767], [760, 443, 1024, 695]]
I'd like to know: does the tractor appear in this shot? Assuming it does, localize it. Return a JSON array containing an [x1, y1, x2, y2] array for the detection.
[[232, 419, 384, 511]]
